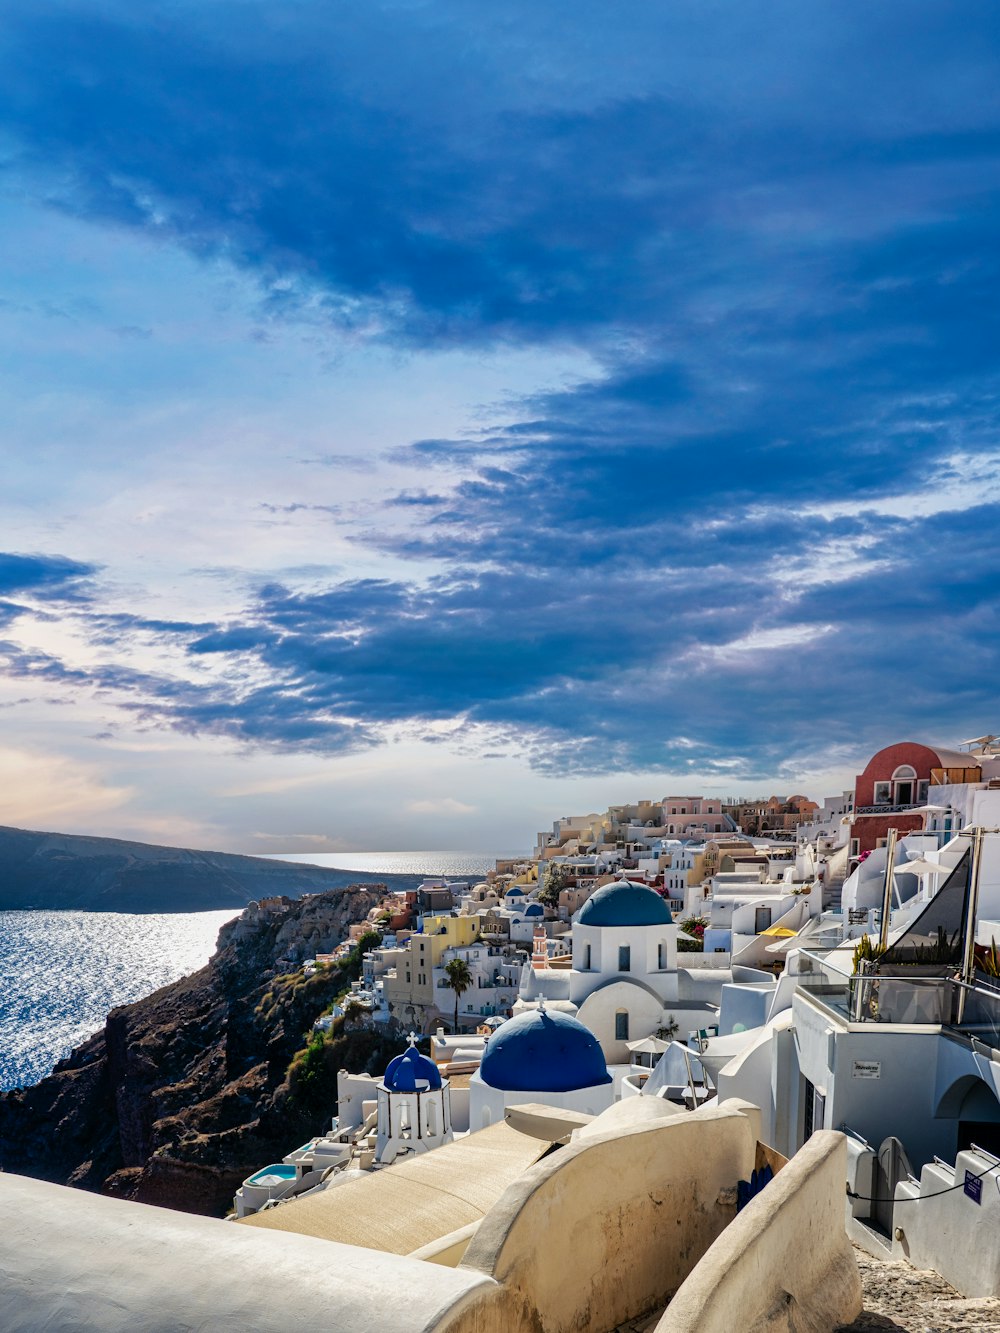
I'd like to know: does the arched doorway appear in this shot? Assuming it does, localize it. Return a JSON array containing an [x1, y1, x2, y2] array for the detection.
[[937, 1075, 1000, 1156]]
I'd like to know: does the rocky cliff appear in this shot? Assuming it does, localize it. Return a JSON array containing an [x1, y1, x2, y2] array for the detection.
[[0, 824, 422, 911], [0, 888, 404, 1215]]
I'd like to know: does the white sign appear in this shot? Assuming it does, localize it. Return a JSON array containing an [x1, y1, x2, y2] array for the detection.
[[852, 1060, 881, 1080]]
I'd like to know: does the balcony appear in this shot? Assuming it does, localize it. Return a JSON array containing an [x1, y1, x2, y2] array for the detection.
[[796, 948, 1000, 1040], [854, 803, 924, 816]]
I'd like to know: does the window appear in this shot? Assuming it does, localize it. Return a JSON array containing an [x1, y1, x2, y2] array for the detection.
[[583, 942, 592, 969], [917, 780, 929, 804], [618, 945, 631, 972], [802, 1076, 815, 1140], [873, 781, 891, 805], [658, 941, 667, 969], [849, 838, 860, 858], [615, 1010, 629, 1041]]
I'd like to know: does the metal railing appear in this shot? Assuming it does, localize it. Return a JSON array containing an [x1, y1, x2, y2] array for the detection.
[[855, 803, 924, 815], [796, 947, 1000, 1035]]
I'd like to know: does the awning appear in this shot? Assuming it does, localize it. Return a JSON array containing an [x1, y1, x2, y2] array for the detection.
[[765, 934, 810, 953], [759, 925, 798, 938], [894, 858, 945, 877], [626, 1036, 670, 1054]]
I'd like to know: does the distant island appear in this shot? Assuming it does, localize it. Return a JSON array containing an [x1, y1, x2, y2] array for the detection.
[[0, 825, 424, 913]]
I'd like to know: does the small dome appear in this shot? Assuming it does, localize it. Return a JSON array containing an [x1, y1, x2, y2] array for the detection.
[[524, 902, 544, 916], [576, 880, 673, 928], [383, 1044, 442, 1092], [505, 886, 526, 897], [480, 1009, 611, 1092]]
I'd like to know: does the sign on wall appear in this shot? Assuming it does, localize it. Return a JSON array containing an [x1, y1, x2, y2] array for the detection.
[[964, 1171, 983, 1204], [852, 1060, 881, 1080]]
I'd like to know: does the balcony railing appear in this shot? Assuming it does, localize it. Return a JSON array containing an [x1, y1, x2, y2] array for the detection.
[[854, 803, 924, 816], [796, 949, 1000, 1038]]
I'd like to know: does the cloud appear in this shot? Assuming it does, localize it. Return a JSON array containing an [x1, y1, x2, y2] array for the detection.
[[0, 553, 97, 598], [406, 798, 477, 816], [0, 746, 132, 827], [0, 2, 999, 792]]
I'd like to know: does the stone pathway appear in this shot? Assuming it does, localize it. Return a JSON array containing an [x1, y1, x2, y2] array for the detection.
[[836, 1245, 1000, 1332], [615, 1244, 1000, 1333]]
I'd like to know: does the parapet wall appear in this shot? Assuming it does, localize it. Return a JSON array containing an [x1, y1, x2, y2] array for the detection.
[[0, 1172, 496, 1333], [657, 1130, 862, 1333], [893, 1147, 1000, 1297], [446, 1102, 756, 1333]]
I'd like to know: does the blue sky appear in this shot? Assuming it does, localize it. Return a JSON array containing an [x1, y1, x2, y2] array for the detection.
[[2, 1, 999, 852]]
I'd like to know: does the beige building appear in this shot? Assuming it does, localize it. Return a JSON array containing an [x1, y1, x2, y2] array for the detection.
[[383, 915, 482, 1029]]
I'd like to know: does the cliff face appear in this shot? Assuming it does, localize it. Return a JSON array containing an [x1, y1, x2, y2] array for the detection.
[[0, 888, 396, 1215], [0, 824, 423, 911]]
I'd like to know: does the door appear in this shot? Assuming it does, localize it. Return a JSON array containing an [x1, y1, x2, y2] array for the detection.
[[872, 1136, 914, 1237]]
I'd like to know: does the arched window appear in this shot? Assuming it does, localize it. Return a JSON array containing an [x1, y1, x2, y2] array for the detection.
[[658, 941, 667, 969], [583, 942, 592, 969], [892, 764, 918, 806], [615, 1010, 629, 1041]]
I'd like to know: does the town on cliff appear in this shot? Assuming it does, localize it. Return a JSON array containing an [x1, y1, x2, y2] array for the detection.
[[6, 732, 1000, 1331]]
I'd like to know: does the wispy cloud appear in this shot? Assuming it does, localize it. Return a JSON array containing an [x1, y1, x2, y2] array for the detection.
[[0, 0, 999, 823]]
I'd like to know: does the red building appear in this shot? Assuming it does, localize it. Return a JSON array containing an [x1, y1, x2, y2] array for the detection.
[[849, 741, 980, 858]]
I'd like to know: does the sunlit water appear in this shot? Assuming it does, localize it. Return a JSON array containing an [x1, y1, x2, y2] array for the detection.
[[265, 850, 524, 876], [1, 851, 521, 1092], [0, 910, 237, 1091]]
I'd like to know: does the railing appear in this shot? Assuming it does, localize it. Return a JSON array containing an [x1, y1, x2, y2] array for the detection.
[[797, 949, 1000, 1034], [855, 803, 924, 815]]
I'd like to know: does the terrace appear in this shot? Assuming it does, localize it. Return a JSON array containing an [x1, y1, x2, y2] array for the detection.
[[794, 947, 1000, 1046]]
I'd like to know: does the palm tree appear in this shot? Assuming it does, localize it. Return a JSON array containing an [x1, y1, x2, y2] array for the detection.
[[444, 957, 473, 1033]]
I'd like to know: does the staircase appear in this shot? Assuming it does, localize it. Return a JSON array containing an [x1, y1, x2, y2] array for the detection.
[[823, 844, 849, 912]]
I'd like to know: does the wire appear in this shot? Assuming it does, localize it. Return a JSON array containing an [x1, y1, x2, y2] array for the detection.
[[847, 1157, 996, 1204]]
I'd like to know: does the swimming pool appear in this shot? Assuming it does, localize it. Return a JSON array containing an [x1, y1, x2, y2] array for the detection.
[[247, 1164, 297, 1187]]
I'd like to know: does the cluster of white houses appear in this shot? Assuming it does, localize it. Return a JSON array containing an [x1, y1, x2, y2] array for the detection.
[[227, 733, 1000, 1308]]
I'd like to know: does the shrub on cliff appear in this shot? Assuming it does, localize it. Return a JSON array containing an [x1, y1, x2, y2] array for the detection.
[[285, 1021, 408, 1122]]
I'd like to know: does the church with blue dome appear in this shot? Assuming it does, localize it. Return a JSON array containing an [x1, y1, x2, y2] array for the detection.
[[469, 1005, 614, 1129], [514, 877, 682, 1065], [375, 1036, 453, 1163]]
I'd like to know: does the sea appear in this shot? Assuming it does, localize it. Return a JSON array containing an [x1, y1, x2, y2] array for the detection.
[[0, 851, 517, 1092]]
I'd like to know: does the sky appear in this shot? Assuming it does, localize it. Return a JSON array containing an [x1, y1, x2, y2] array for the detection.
[[2, 1, 1000, 855]]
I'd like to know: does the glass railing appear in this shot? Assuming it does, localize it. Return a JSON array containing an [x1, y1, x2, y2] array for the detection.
[[796, 948, 1000, 1032], [953, 980, 1000, 1047], [794, 949, 855, 1017]]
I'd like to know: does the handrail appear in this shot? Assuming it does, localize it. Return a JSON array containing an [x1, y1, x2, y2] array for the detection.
[[840, 1125, 871, 1148]]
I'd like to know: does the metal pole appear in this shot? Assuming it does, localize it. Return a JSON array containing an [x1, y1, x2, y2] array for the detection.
[[955, 827, 986, 1027], [878, 827, 898, 954], [962, 827, 986, 988]]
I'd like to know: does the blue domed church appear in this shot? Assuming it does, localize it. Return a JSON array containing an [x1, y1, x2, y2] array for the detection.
[[469, 1005, 614, 1129], [514, 877, 681, 1064], [375, 1036, 453, 1164]]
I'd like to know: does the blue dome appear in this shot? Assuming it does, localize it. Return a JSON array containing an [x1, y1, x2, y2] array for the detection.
[[383, 1044, 442, 1092], [505, 886, 526, 897], [575, 879, 673, 928], [524, 902, 544, 916], [480, 1009, 611, 1092]]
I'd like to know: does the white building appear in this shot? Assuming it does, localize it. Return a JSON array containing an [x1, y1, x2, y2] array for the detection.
[[375, 1038, 453, 1164], [513, 878, 723, 1063]]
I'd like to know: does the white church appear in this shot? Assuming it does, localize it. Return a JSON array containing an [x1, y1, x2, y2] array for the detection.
[[513, 877, 683, 1064]]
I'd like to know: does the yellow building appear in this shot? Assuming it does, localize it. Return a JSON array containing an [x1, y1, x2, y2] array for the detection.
[[383, 915, 482, 1027]]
